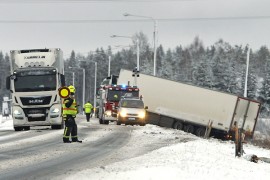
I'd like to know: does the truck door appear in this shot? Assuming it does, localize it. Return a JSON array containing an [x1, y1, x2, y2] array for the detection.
[[231, 97, 261, 137]]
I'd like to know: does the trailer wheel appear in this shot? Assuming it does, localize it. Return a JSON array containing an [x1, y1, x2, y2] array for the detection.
[[195, 127, 206, 137], [173, 121, 183, 130], [184, 125, 195, 134]]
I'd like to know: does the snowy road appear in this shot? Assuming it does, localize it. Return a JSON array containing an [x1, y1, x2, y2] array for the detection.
[[0, 115, 193, 180]]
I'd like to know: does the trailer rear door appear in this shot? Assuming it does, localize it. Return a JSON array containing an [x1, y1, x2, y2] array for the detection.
[[231, 97, 261, 137]]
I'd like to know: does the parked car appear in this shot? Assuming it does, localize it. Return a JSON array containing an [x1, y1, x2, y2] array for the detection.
[[117, 97, 148, 126]]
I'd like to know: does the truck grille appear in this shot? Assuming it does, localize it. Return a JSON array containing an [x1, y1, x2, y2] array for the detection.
[[20, 96, 52, 105], [23, 108, 48, 121]]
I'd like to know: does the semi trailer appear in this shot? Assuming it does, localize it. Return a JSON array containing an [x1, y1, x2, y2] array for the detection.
[[118, 69, 261, 139]]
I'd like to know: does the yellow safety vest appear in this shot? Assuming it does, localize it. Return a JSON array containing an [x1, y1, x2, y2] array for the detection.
[[84, 103, 93, 113], [62, 98, 77, 117]]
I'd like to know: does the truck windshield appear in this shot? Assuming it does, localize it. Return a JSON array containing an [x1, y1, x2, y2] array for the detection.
[[120, 100, 144, 108], [14, 74, 56, 92], [107, 90, 122, 102]]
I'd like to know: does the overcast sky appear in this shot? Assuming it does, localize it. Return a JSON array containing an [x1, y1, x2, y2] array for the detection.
[[0, 0, 269, 58]]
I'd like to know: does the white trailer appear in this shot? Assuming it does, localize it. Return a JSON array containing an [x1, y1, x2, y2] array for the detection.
[[6, 48, 65, 131], [118, 69, 261, 139]]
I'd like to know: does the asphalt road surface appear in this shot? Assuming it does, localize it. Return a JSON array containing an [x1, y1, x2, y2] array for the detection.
[[0, 115, 194, 180]]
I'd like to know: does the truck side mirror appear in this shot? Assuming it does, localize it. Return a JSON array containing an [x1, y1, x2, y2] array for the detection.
[[6, 76, 10, 90], [60, 74, 65, 86], [145, 106, 148, 110]]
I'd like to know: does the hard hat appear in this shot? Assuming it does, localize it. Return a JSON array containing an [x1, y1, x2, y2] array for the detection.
[[68, 85, 76, 93]]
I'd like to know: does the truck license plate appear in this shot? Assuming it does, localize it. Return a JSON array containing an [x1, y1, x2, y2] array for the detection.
[[128, 117, 135, 120]]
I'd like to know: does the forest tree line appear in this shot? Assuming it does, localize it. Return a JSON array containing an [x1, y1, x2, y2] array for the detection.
[[1, 33, 270, 117]]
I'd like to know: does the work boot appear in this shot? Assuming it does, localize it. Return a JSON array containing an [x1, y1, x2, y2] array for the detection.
[[63, 141, 72, 143], [73, 140, 82, 143]]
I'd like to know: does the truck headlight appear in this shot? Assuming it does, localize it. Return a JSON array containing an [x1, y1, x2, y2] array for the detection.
[[120, 110, 127, 117], [105, 110, 112, 116], [14, 110, 22, 115], [138, 111, 145, 119], [50, 107, 60, 118], [51, 108, 60, 113]]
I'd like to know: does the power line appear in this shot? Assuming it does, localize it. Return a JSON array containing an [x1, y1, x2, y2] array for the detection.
[[0, 16, 270, 24], [0, 0, 198, 2]]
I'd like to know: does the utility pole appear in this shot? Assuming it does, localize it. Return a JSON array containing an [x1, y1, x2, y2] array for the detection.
[[244, 46, 250, 98]]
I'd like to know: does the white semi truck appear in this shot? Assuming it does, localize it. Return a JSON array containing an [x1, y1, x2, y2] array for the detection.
[[6, 48, 65, 131], [118, 69, 261, 139]]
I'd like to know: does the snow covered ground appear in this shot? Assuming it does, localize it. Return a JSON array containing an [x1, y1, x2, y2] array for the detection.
[[1, 115, 270, 180]]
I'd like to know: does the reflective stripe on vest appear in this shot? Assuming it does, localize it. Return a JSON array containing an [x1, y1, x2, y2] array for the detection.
[[62, 99, 77, 116]]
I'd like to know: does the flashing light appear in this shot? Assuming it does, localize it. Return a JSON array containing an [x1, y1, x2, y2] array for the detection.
[[121, 84, 127, 88]]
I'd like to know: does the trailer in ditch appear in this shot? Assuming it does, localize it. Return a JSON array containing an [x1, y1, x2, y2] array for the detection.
[[118, 69, 261, 139]]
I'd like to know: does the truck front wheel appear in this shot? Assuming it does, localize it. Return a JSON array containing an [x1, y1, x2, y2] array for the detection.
[[14, 127, 23, 131], [24, 126, 30, 131]]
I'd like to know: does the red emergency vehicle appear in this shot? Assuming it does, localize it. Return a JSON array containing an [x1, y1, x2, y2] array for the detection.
[[98, 84, 139, 124]]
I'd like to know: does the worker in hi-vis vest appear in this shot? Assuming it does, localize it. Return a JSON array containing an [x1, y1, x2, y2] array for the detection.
[[62, 85, 82, 143], [83, 101, 93, 122]]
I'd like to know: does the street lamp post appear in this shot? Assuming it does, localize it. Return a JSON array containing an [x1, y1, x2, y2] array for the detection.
[[94, 62, 97, 109], [123, 13, 157, 76], [108, 55, 111, 77], [77, 60, 97, 112], [69, 67, 85, 115], [88, 61, 97, 110]]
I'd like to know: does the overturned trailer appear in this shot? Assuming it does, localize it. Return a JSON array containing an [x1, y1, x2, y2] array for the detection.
[[118, 69, 261, 139]]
